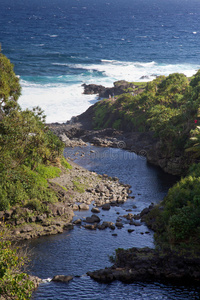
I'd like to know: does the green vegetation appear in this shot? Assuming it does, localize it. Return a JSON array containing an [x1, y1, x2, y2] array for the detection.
[[0, 47, 21, 116], [0, 52, 66, 212], [0, 51, 72, 297], [35, 164, 61, 179], [94, 72, 200, 161], [72, 179, 86, 193], [145, 163, 200, 250], [93, 73, 194, 155], [61, 156, 73, 170], [0, 238, 34, 299], [94, 70, 200, 252]]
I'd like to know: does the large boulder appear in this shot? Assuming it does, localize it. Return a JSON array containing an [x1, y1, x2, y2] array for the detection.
[[52, 275, 73, 283], [84, 224, 97, 230], [79, 203, 90, 210], [85, 214, 101, 223], [29, 275, 42, 288], [82, 81, 136, 98], [91, 207, 100, 213], [102, 203, 111, 210]]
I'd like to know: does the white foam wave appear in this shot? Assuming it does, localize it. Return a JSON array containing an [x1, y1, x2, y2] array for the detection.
[[18, 60, 200, 123], [72, 59, 199, 83], [19, 80, 98, 123], [42, 278, 52, 283]]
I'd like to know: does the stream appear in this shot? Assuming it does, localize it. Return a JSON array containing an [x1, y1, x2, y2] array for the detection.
[[29, 145, 200, 299]]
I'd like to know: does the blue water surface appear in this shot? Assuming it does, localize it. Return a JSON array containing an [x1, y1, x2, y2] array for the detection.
[[28, 146, 200, 299], [1, 0, 200, 76]]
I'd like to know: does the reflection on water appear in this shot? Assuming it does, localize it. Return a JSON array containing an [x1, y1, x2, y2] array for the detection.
[[29, 146, 200, 299]]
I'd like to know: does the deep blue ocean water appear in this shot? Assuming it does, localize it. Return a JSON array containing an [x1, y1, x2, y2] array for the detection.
[[1, 0, 200, 122]]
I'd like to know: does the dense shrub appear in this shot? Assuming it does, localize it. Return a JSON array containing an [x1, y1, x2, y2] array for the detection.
[[0, 238, 34, 299], [147, 163, 200, 247]]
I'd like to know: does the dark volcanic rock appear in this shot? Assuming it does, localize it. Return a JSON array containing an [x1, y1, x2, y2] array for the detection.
[[84, 224, 97, 230], [82, 83, 106, 95], [102, 203, 111, 210], [82, 80, 137, 98], [91, 207, 100, 213], [87, 247, 200, 284], [85, 214, 101, 223]]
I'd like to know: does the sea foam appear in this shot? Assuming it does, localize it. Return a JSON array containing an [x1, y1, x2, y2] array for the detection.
[[18, 60, 200, 123]]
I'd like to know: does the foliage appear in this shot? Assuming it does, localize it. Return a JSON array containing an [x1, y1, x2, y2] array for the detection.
[[185, 126, 200, 158], [93, 100, 112, 129], [72, 180, 85, 193], [0, 51, 74, 298], [93, 72, 200, 157], [0, 107, 64, 171], [112, 119, 121, 130], [0, 51, 21, 116], [0, 238, 34, 299], [61, 157, 72, 170], [0, 59, 65, 211], [0, 164, 59, 210], [35, 164, 61, 179], [148, 163, 200, 248]]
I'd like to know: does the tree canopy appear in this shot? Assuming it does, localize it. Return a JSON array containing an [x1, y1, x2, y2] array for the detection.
[[0, 50, 21, 116]]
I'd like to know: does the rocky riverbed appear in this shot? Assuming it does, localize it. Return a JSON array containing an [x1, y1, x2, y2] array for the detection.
[[0, 160, 131, 241]]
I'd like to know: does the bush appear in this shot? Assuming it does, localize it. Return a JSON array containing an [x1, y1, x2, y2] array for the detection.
[[0, 165, 58, 210], [25, 199, 42, 212], [35, 164, 61, 179], [0, 238, 34, 299], [152, 166, 200, 247], [168, 206, 198, 242], [0, 188, 9, 211], [61, 157, 72, 170]]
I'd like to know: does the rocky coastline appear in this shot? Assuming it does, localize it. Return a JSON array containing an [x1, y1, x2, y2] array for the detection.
[[46, 80, 190, 176]]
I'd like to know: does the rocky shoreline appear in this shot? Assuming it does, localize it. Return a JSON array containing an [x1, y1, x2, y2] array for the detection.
[[48, 108, 187, 177], [87, 247, 200, 284], [46, 78, 191, 176], [85, 204, 200, 285], [0, 160, 131, 241]]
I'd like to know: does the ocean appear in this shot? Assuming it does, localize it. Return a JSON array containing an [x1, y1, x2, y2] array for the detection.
[[1, 0, 200, 123]]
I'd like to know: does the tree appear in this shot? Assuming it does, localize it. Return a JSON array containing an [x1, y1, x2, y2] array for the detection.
[[0, 48, 21, 117]]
